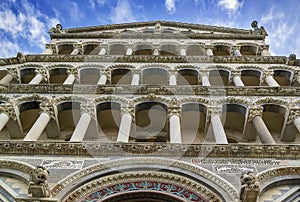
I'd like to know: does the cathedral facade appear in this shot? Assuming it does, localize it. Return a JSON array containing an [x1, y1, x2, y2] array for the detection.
[[0, 21, 299, 202]]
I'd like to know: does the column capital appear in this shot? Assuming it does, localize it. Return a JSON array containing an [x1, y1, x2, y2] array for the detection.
[[207, 107, 222, 119], [34, 68, 48, 82], [0, 104, 16, 121], [131, 69, 140, 74], [262, 70, 274, 80], [80, 103, 96, 118], [231, 70, 241, 78], [39, 102, 55, 119], [100, 43, 108, 48], [121, 106, 134, 116], [248, 107, 263, 122], [168, 107, 181, 117], [6, 67, 19, 81], [287, 108, 300, 124], [169, 69, 177, 75], [100, 69, 111, 81], [45, 43, 57, 54], [73, 43, 83, 54], [66, 68, 78, 76], [205, 45, 214, 49], [201, 71, 210, 77]]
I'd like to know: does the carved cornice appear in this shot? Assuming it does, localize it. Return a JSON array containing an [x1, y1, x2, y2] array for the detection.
[[0, 55, 289, 66], [0, 142, 299, 159]]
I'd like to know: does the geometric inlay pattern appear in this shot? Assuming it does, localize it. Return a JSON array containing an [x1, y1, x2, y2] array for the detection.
[[81, 180, 208, 202]]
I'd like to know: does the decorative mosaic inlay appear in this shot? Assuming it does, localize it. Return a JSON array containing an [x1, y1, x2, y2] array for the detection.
[[213, 164, 257, 174], [41, 160, 84, 169], [81, 181, 207, 202]]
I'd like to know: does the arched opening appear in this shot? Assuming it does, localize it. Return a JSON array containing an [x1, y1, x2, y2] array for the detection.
[[97, 102, 121, 142], [134, 45, 153, 55], [160, 45, 178, 56], [19, 101, 41, 133], [186, 45, 205, 56], [240, 46, 257, 56], [241, 69, 261, 86], [57, 102, 81, 141], [111, 68, 132, 84], [58, 44, 73, 55], [109, 44, 126, 55], [142, 68, 168, 85], [209, 69, 230, 86], [49, 68, 68, 84], [79, 68, 101, 84], [177, 69, 199, 85], [213, 45, 230, 56], [20, 68, 36, 84], [83, 44, 100, 55], [262, 104, 287, 136], [222, 104, 247, 143], [273, 70, 292, 86], [0, 70, 16, 83], [134, 102, 168, 142], [181, 103, 206, 143]]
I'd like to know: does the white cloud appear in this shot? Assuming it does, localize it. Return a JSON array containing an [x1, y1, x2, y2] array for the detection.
[[90, 0, 105, 9], [69, 2, 84, 23], [165, 0, 176, 14], [109, 0, 136, 23], [217, 0, 243, 13], [0, 0, 61, 57]]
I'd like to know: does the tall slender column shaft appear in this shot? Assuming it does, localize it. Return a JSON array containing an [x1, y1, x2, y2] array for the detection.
[[253, 116, 276, 144], [169, 74, 177, 85], [0, 113, 9, 131], [97, 74, 107, 85], [266, 76, 280, 87], [233, 76, 245, 86], [71, 48, 79, 55], [211, 115, 228, 144], [293, 117, 300, 133], [202, 75, 210, 86], [29, 74, 43, 85], [170, 114, 182, 143], [23, 113, 50, 141], [70, 113, 91, 142], [117, 113, 132, 142], [180, 48, 186, 56], [63, 74, 76, 85], [0, 74, 14, 84], [234, 49, 242, 56], [131, 74, 139, 85]]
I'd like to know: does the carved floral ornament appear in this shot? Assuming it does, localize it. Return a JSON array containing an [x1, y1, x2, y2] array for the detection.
[[257, 166, 300, 183]]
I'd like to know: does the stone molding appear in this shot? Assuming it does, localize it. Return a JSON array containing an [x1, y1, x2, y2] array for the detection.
[[257, 166, 300, 183], [0, 142, 299, 159], [63, 171, 222, 202]]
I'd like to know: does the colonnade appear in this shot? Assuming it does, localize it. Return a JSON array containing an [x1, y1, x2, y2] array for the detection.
[[1, 102, 299, 145]]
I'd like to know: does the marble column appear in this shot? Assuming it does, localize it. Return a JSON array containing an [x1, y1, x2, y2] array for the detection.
[[169, 114, 182, 143], [293, 117, 300, 133], [71, 48, 80, 55], [99, 47, 106, 55], [206, 48, 214, 56], [131, 73, 140, 85], [117, 113, 132, 142], [234, 49, 242, 56], [252, 116, 275, 144], [211, 114, 228, 144], [42, 48, 53, 55], [169, 74, 177, 85], [180, 48, 186, 56], [202, 75, 210, 86], [0, 113, 9, 131], [261, 49, 271, 56], [97, 74, 107, 85], [29, 74, 44, 85], [233, 76, 245, 86], [126, 47, 133, 56], [265, 75, 280, 87], [0, 74, 14, 84], [23, 112, 50, 141], [70, 112, 91, 142], [63, 74, 76, 85]]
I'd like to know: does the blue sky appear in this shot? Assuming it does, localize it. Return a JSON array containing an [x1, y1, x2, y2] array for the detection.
[[0, 0, 299, 58]]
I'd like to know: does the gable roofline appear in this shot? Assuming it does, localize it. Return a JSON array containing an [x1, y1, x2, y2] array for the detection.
[[60, 20, 251, 34]]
